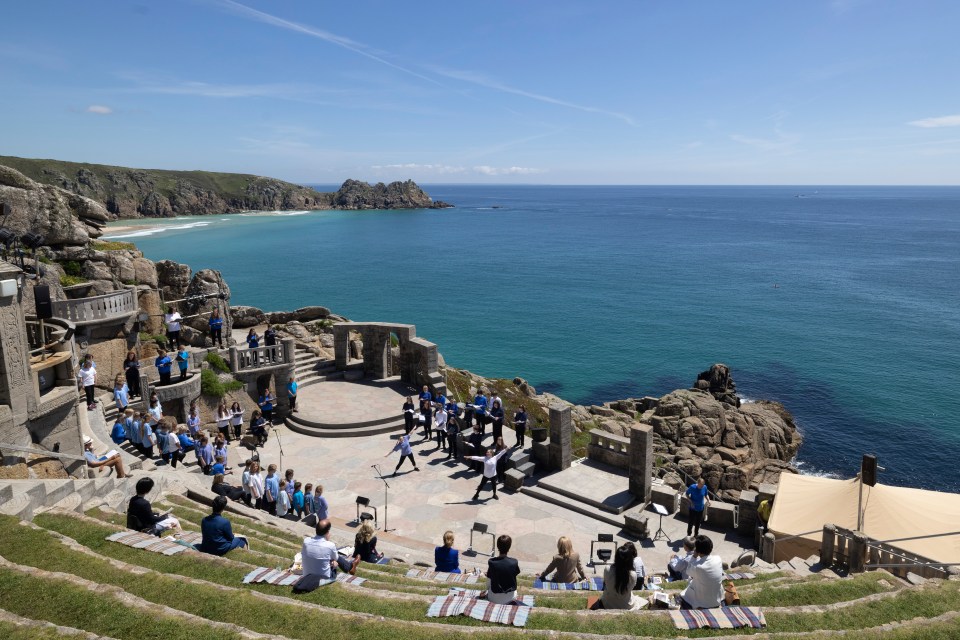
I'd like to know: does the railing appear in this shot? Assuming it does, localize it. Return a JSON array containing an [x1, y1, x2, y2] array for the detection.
[[820, 524, 959, 580], [587, 429, 631, 469], [0, 442, 86, 462], [230, 344, 288, 372], [51, 288, 137, 326]]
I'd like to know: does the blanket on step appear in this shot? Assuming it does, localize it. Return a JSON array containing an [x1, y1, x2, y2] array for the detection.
[[533, 577, 604, 591], [426, 589, 534, 627], [405, 568, 480, 583], [105, 531, 202, 556], [241, 567, 366, 587], [669, 606, 766, 630]]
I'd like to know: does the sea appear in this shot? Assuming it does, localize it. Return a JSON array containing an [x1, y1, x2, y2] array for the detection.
[[105, 185, 960, 492]]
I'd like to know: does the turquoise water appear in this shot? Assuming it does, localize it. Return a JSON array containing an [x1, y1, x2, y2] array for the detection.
[[107, 186, 960, 491]]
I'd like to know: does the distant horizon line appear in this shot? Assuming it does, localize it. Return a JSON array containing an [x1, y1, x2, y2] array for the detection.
[[306, 182, 960, 188]]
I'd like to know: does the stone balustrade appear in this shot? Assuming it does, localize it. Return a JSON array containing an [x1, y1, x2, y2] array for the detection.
[[51, 288, 137, 327], [586, 429, 630, 469], [229, 343, 291, 373]]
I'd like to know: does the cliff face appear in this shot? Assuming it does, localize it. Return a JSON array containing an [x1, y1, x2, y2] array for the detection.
[[0, 157, 452, 218]]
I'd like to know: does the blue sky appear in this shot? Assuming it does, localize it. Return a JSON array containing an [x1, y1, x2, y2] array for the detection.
[[2, 0, 959, 184]]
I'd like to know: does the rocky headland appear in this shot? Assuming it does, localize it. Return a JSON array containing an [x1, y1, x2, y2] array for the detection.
[[0, 160, 799, 498], [0, 156, 452, 219]]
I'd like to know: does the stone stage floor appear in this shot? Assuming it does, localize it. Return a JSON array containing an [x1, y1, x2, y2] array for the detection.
[[295, 377, 411, 425], [236, 386, 754, 573]]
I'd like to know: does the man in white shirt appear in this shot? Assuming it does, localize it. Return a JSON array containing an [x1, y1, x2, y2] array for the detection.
[[302, 519, 339, 579], [164, 307, 183, 349], [467, 447, 510, 501], [679, 535, 724, 609]]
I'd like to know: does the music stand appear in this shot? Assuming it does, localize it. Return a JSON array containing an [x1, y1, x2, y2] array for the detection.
[[652, 503, 670, 542]]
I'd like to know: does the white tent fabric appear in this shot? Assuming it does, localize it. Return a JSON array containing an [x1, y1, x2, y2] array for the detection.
[[767, 474, 960, 565]]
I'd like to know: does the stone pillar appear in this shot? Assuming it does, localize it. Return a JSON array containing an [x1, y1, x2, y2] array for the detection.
[[139, 373, 152, 411], [850, 531, 868, 573], [760, 531, 776, 563], [820, 524, 836, 567], [0, 262, 31, 437], [281, 338, 296, 367], [548, 405, 572, 471], [738, 489, 759, 535], [333, 324, 350, 370], [628, 424, 653, 503], [228, 346, 239, 372]]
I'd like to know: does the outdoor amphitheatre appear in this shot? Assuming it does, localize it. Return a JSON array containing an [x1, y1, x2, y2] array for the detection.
[[1, 161, 959, 639]]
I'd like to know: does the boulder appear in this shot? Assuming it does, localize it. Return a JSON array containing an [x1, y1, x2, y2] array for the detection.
[[230, 305, 266, 329], [695, 363, 740, 408], [154, 260, 191, 301]]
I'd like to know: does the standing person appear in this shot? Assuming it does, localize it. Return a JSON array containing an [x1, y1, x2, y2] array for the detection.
[[284, 469, 296, 503], [208, 308, 224, 348], [513, 405, 528, 448], [445, 411, 460, 460], [489, 400, 505, 442], [196, 435, 214, 474], [435, 403, 448, 452], [164, 306, 183, 350], [113, 377, 129, 413], [258, 388, 274, 424], [287, 376, 298, 413], [250, 409, 268, 446], [486, 535, 521, 605], [538, 536, 587, 583], [385, 433, 420, 476], [419, 385, 432, 411], [175, 344, 190, 381], [198, 496, 247, 556], [263, 464, 279, 516], [467, 447, 510, 501], [685, 478, 710, 537], [245, 328, 259, 365], [599, 543, 642, 610], [264, 324, 277, 361], [313, 485, 329, 520], [154, 349, 173, 386], [435, 531, 461, 574], [248, 460, 264, 510], [213, 434, 229, 470], [77, 358, 97, 411], [240, 459, 253, 507], [163, 422, 186, 468], [757, 497, 774, 533], [402, 396, 416, 435], [494, 437, 509, 483], [472, 390, 488, 435], [216, 401, 232, 442], [292, 482, 305, 519], [139, 415, 156, 459], [146, 396, 163, 428], [421, 401, 433, 441], [229, 401, 244, 441], [679, 535, 724, 610], [303, 483, 314, 517], [186, 406, 201, 437], [467, 425, 485, 472], [123, 350, 141, 398], [276, 480, 291, 518]]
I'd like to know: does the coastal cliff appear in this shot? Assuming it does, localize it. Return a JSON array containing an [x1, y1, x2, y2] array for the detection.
[[0, 156, 452, 219]]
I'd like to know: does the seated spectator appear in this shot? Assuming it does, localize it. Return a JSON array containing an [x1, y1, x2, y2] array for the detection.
[[211, 473, 246, 501], [486, 534, 521, 604], [211, 455, 226, 476], [110, 412, 129, 445], [538, 536, 586, 583], [680, 535, 724, 610], [197, 496, 247, 556], [434, 530, 461, 573], [176, 426, 196, 455], [126, 477, 179, 535], [83, 436, 128, 478], [348, 521, 383, 574], [302, 518, 339, 579], [599, 542, 641, 610], [668, 536, 697, 581]]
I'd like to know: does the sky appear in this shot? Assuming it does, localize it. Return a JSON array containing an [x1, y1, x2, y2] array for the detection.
[[2, 0, 960, 185]]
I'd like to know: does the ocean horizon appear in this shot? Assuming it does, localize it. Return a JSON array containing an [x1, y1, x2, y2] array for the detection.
[[105, 184, 960, 493]]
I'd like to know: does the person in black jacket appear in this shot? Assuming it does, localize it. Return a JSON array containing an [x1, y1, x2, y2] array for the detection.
[[211, 473, 246, 501], [467, 425, 485, 472], [126, 477, 179, 536], [486, 535, 521, 604]]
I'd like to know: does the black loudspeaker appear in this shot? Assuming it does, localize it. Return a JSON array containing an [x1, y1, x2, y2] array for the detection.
[[34, 285, 53, 320], [861, 454, 878, 487]]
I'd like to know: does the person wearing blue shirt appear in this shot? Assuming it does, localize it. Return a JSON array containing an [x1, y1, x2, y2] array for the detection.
[[264, 464, 280, 516], [258, 389, 274, 424], [177, 429, 196, 452], [419, 385, 432, 411], [155, 350, 173, 385], [208, 308, 224, 348], [113, 380, 129, 412], [175, 346, 190, 381], [685, 478, 711, 537], [313, 485, 329, 520], [110, 415, 128, 445], [198, 496, 247, 556], [385, 433, 420, 476], [287, 376, 298, 413], [472, 392, 489, 434], [434, 530, 461, 573]]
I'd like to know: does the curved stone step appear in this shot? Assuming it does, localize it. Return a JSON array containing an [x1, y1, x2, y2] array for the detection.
[[49, 492, 84, 514], [286, 410, 402, 431], [284, 416, 405, 438], [0, 490, 36, 520]]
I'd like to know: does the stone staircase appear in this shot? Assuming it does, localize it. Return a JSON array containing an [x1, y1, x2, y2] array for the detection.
[[0, 475, 176, 522], [292, 346, 342, 389], [284, 410, 407, 439]]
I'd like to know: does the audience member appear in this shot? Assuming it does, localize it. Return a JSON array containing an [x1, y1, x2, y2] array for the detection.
[[434, 530, 461, 574], [198, 495, 247, 555], [138, 415, 156, 459], [284, 469, 296, 501], [211, 473, 245, 501], [486, 535, 521, 604], [186, 407, 201, 437], [599, 542, 641, 610], [213, 434, 229, 470], [668, 537, 697, 581], [83, 436, 128, 478], [538, 536, 586, 583], [110, 412, 129, 445], [161, 420, 186, 468], [301, 519, 339, 579], [349, 521, 383, 573], [176, 426, 197, 458], [126, 477, 179, 535], [196, 435, 214, 474], [211, 455, 226, 476], [679, 535, 724, 610], [241, 459, 253, 506], [685, 477, 710, 537]]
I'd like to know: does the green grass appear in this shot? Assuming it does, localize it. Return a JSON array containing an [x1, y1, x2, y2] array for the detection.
[[59, 274, 87, 286], [91, 240, 138, 251], [200, 368, 244, 397], [204, 351, 231, 373]]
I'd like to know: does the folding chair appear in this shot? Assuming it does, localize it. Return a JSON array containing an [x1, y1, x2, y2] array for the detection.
[[590, 533, 616, 573], [355, 496, 378, 528], [468, 521, 496, 555]]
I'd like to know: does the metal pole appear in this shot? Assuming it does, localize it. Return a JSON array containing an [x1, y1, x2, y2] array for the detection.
[[39, 318, 46, 361], [857, 472, 864, 532]]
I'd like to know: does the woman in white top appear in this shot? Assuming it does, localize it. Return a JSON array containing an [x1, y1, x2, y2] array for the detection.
[[216, 401, 232, 442], [146, 397, 163, 425], [248, 460, 264, 510], [230, 401, 244, 441], [599, 542, 641, 610]]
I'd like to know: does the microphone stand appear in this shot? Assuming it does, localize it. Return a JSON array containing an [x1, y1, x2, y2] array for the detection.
[[274, 428, 284, 474], [372, 463, 393, 532]]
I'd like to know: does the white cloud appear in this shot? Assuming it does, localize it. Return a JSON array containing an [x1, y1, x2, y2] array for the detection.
[[473, 165, 544, 176], [371, 163, 466, 174], [908, 114, 960, 128], [86, 105, 113, 115]]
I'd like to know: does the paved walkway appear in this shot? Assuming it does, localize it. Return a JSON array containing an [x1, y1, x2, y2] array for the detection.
[[295, 378, 409, 425], [228, 379, 753, 574]]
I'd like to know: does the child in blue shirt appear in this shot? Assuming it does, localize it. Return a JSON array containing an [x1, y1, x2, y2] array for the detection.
[[175, 346, 190, 381], [303, 483, 314, 516], [292, 481, 305, 519], [211, 455, 226, 476]]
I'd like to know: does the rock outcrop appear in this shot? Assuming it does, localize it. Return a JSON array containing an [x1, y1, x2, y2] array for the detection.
[[331, 179, 452, 210]]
